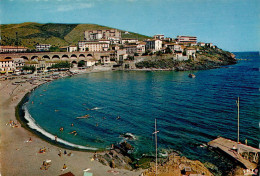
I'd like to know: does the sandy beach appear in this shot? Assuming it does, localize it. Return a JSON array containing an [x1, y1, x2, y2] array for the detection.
[[0, 72, 143, 176]]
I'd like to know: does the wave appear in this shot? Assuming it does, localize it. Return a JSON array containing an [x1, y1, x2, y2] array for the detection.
[[23, 103, 98, 150]]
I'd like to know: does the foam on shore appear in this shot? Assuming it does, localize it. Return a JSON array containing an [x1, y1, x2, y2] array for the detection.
[[23, 103, 98, 150]]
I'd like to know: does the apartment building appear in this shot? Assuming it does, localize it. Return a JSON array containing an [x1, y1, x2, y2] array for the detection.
[[145, 40, 162, 51], [36, 44, 51, 51], [177, 36, 197, 44], [0, 46, 28, 53], [79, 41, 109, 52], [0, 58, 15, 73], [84, 29, 121, 41]]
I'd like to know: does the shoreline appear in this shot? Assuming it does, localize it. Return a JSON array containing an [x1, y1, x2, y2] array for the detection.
[[0, 68, 143, 176]]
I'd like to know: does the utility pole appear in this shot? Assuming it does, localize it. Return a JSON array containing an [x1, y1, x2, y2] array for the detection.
[[153, 119, 159, 175], [16, 32, 18, 50], [236, 97, 240, 144]]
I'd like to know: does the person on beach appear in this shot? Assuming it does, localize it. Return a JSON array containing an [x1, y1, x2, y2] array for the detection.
[[54, 135, 58, 142], [63, 164, 67, 170], [29, 137, 32, 142], [64, 150, 67, 155]]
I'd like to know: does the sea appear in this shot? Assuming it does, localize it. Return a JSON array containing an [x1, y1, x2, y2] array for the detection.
[[25, 52, 259, 174]]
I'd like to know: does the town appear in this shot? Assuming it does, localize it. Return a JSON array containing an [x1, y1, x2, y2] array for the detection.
[[0, 28, 217, 76]]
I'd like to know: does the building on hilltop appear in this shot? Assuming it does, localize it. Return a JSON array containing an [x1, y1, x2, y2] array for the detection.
[[84, 29, 121, 41], [176, 36, 197, 45], [153, 34, 165, 40], [0, 46, 28, 53], [36, 44, 51, 51]]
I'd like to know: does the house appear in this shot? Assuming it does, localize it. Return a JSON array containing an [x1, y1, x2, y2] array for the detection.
[[186, 48, 196, 58], [177, 36, 197, 45], [145, 39, 162, 52], [0, 58, 15, 74], [84, 29, 121, 41], [0, 45, 28, 53], [13, 58, 25, 71], [206, 43, 213, 47], [198, 42, 205, 47], [124, 45, 137, 54], [153, 34, 165, 40], [79, 41, 109, 52], [36, 44, 51, 51], [121, 38, 138, 44], [137, 42, 146, 53], [67, 45, 77, 52]]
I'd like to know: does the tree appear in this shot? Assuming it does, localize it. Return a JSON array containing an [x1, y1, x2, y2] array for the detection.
[[49, 46, 60, 52], [78, 60, 85, 67], [165, 47, 172, 54], [22, 65, 36, 73]]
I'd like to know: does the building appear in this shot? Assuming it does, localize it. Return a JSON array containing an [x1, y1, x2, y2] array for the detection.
[[79, 42, 109, 52], [121, 38, 138, 44], [36, 44, 51, 51], [0, 46, 28, 53], [176, 36, 197, 44], [124, 45, 137, 54], [186, 48, 196, 58], [153, 34, 165, 40], [0, 58, 15, 74], [145, 40, 162, 51], [67, 46, 77, 52], [84, 29, 121, 41], [137, 42, 146, 53], [13, 58, 25, 70], [198, 42, 205, 47], [206, 43, 213, 47], [165, 43, 184, 53]]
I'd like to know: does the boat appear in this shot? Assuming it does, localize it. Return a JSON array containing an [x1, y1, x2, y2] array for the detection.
[[76, 114, 90, 119], [188, 73, 196, 78]]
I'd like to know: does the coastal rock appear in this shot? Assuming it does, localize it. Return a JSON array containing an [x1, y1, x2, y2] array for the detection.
[[97, 141, 135, 170], [142, 153, 213, 176]]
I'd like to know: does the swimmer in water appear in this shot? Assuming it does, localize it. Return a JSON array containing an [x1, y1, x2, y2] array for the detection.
[[59, 127, 64, 132], [69, 131, 76, 134], [116, 116, 120, 120]]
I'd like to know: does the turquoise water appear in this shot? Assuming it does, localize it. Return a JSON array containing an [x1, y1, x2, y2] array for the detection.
[[26, 52, 259, 172]]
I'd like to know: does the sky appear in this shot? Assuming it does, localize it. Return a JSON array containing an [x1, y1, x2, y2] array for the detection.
[[0, 0, 259, 52]]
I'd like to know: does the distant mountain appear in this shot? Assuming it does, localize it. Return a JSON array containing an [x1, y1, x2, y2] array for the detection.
[[0, 22, 151, 49]]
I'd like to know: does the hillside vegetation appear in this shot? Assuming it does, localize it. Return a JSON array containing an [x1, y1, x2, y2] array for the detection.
[[0, 22, 151, 49]]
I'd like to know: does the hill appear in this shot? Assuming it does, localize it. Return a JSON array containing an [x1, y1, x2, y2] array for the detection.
[[0, 22, 151, 49]]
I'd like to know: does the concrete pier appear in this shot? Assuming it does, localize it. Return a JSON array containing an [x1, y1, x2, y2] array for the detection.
[[208, 137, 259, 169]]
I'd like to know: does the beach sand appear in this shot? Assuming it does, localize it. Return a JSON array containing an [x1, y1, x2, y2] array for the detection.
[[0, 75, 143, 176]]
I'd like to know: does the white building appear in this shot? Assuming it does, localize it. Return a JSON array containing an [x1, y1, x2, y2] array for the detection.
[[13, 58, 25, 70], [0, 58, 15, 74], [36, 44, 51, 51], [153, 34, 165, 40], [121, 38, 138, 44], [145, 40, 162, 51], [67, 46, 77, 52], [186, 48, 196, 58], [79, 42, 109, 52], [137, 42, 146, 53], [177, 36, 197, 44], [198, 42, 206, 47], [0, 46, 28, 53]]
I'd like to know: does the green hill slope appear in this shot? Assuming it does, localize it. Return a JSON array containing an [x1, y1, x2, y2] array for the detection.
[[0, 22, 151, 49]]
